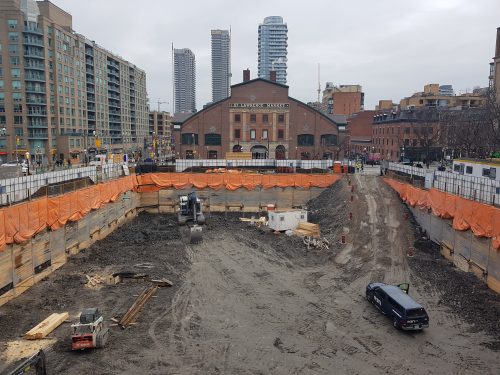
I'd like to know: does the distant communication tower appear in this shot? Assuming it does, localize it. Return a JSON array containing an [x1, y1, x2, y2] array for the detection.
[[317, 63, 321, 103]]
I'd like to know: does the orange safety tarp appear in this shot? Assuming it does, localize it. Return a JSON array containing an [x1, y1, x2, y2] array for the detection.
[[135, 173, 341, 192], [0, 175, 138, 250], [384, 178, 500, 250]]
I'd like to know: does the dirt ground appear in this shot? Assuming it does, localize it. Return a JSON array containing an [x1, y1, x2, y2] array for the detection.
[[1, 173, 500, 374]]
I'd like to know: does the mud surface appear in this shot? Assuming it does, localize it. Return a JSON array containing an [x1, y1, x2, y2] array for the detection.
[[1, 173, 500, 374]]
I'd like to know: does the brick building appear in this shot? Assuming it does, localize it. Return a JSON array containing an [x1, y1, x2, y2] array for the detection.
[[347, 110, 377, 157], [372, 109, 442, 162], [173, 71, 343, 160], [321, 83, 364, 116]]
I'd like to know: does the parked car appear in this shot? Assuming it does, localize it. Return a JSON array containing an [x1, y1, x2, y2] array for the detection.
[[366, 282, 429, 330]]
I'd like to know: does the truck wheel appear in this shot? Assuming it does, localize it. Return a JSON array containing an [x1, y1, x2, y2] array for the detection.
[[393, 318, 400, 330]]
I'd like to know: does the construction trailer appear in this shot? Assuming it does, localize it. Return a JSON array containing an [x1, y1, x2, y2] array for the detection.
[[268, 209, 308, 232]]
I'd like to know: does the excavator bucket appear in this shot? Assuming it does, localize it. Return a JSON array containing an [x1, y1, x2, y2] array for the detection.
[[189, 225, 203, 244]]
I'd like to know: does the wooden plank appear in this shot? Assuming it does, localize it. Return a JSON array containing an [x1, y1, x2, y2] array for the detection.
[[119, 286, 158, 327], [25, 312, 69, 340]]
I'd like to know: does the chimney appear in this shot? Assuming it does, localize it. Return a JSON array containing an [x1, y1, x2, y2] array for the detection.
[[269, 70, 277, 82], [243, 69, 250, 82], [496, 27, 500, 58]]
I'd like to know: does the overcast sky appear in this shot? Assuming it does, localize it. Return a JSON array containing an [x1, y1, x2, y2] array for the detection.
[[52, 0, 500, 112]]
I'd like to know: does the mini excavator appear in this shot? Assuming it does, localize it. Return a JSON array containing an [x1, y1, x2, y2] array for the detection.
[[178, 192, 205, 243]]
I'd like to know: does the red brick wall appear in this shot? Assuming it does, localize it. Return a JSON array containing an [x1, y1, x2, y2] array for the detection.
[[175, 79, 342, 159]]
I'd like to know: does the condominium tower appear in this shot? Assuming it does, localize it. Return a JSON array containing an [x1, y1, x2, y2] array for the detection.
[[211, 29, 231, 102], [0, 0, 149, 163], [174, 48, 196, 114], [257, 16, 288, 85]]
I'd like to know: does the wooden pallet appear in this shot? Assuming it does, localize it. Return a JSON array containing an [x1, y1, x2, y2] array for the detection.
[[25, 312, 69, 340]]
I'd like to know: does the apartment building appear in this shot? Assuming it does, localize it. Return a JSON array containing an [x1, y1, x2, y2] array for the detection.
[[174, 48, 196, 114], [148, 110, 173, 159], [321, 83, 364, 116], [258, 16, 288, 85], [211, 29, 231, 102], [400, 83, 485, 110], [0, 0, 148, 164]]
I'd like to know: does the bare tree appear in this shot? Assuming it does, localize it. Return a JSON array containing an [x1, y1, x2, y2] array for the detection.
[[485, 89, 500, 152], [439, 108, 492, 159], [411, 109, 442, 165]]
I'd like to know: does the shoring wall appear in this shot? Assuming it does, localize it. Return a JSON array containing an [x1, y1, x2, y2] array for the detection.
[[385, 178, 500, 293], [0, 172, 342, 307], [0, 191, 140, 307]]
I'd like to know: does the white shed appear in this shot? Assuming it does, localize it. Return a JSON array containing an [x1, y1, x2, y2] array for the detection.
[[268, 210, 308, 231]]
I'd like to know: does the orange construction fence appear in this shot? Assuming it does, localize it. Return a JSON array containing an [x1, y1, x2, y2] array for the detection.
[[0, 175, 137, 252], [136, 173, 341, 193], [384, 178, 500, 250], [0, 172, 342, 252]]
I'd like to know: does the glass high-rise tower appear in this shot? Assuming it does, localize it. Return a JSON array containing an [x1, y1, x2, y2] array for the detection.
[[258, 16, 288, 85], [211, 29, 231, 102], [174, 48, 196, 114]]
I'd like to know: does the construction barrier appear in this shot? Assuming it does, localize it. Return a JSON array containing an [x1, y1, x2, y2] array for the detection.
[[136, 173, 341, 193], [0, 175, 137, 252], [384, 178, 500, 249]]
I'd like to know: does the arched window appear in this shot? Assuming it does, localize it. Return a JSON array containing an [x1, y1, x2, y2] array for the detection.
[[297, 134, 314, 146], [205, 133, 221, 146], [275, 145, 286, 160], [251, 145, 267, 159], [320, 134, 337, 146], [181, 133, 198, 145]]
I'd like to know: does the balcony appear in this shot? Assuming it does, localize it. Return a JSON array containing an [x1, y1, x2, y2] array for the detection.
[[25, 63, 45, 71], [85, 59, 94, 66], [28, 131, 48, 139], [86, 68, 94, 75], [27, 120, 48, 128], [24, 50, 44, 59], [107, 70, 119, 79], [25, 74, 45, 82], [85, 49, 94, 57], [25, 86, 46, 94], [23, 27, 43, 35], [27, 110, 47, 116], [26, 99, 46, 105], [24, 38, 44, 47]]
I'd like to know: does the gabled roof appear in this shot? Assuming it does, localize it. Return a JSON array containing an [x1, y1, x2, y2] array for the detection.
[[176, 78, 340, 129], [231, 77, 289, 90]]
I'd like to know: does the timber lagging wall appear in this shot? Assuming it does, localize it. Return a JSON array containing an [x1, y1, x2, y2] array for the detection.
[[0, 192, 140, 307], [409, 206, 500, 293]]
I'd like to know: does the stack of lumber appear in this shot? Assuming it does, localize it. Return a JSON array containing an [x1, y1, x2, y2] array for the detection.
[[294, 222, 320, 238], [119, 286, 158, 328], [25, 312, 69, 340], [239, 216, 268, 227]]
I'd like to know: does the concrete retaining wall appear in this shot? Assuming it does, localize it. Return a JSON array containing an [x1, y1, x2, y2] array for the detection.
[[0, 191, 140, 307], [409, 206, 500, 293]]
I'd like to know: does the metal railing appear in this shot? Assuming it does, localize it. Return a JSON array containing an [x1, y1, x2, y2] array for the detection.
[[0, 164, 128, 206], [386, 162, 500, 206], [174, 159, 334, 173]]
